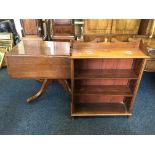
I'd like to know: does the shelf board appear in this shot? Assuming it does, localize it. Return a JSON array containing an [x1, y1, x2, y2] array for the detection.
[[72, 102, 131, 116], [75, 69, 138, 79], [75, 85, 133, 96]]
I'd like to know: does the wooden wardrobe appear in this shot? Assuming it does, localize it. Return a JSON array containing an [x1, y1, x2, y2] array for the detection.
[[83, 19, 141, 41], [20, 19, 43, 38]]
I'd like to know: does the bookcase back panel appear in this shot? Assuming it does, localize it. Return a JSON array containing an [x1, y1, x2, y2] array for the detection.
[[76, 96, 124, 103], [75, 59, 133, 70], [75, 79, 128, 86]]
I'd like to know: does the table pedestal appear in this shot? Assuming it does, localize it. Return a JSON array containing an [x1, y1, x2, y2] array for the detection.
[[27, 79, 71, 103]]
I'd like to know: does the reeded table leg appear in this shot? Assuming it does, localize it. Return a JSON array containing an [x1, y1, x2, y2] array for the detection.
[[27, 79, 52, 103]]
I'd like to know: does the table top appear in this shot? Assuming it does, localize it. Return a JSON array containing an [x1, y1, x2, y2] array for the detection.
[[7, 39, 149, 59], [7, 40, 70, 56]]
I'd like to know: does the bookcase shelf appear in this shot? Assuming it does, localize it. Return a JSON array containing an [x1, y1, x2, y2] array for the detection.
[[70, 41, 148, 117], [75, 85, 133, 96], [75, 69, 138, 79], [72, 102, 131, 116]]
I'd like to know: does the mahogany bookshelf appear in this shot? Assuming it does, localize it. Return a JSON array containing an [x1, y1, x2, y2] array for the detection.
[[70, 41, 148, 117]]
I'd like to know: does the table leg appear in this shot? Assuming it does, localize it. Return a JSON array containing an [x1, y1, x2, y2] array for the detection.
[[58, 79, 71, 96], [27, 79, 52, 103]]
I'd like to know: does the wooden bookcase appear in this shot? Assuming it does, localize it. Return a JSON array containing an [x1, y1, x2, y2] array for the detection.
[[70, 41, 148, 117], [20, 19, 43, 38]]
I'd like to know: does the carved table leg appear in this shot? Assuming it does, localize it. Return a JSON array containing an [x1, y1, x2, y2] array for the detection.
[[58, 79, 71, 96], [27, 79, 53, 103]]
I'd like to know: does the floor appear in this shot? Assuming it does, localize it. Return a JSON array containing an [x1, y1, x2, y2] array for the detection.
[[0, 68, 155, 135]]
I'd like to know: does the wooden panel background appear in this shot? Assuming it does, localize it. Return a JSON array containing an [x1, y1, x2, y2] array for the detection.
[[84, 19, 113, 34], [76, 96, 124, 104], [112, 19, 141, 34], [52, 19, 73, 25], [75, 59, 133, 70], [20, 19, 39, 35], [83, 19, 142, 41], [52, 19, 74, 36]]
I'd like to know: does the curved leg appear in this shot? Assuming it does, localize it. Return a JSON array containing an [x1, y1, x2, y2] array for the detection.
[[58, 79, 71, 96], [27, 79, 53, 103]]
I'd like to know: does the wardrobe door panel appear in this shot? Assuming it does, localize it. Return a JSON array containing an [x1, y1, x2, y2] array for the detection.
[[84, 19, 113, 34], [21, 19, 39, 35]]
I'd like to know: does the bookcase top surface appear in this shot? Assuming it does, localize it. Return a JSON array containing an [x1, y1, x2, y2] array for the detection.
[[71, 48, 148, 58], [71, 41, 149, 59]]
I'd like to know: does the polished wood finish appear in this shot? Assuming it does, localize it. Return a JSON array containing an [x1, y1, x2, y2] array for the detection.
[[75, 96, 124, 104], [27, 79, 52, 103], [6, 40, 71, 103], [127, 59, 146, 112], [6, 40, 71, 79], [72, 40, 140, 49], [22, 35, 43, 41], [75, 79, 129, 86], [75, 85, 133, 96], [75, 69, 138, 79], [6, 36, 148, 117], [8, 40, 70, 56], [112, 20, 141, 34], [71, 59, 75, 114], [53, 19, 73, 25], [27, 79, 71, 103], [20, 19, 40, 36], [112, 19, 141, 41], [52, 36, 75, 42], [73, 103, 131, 116], [71, 41, 148, 59], [84, 19, 113, 34], [7, 56, 70, 79], [71, 41, 148, 117]]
